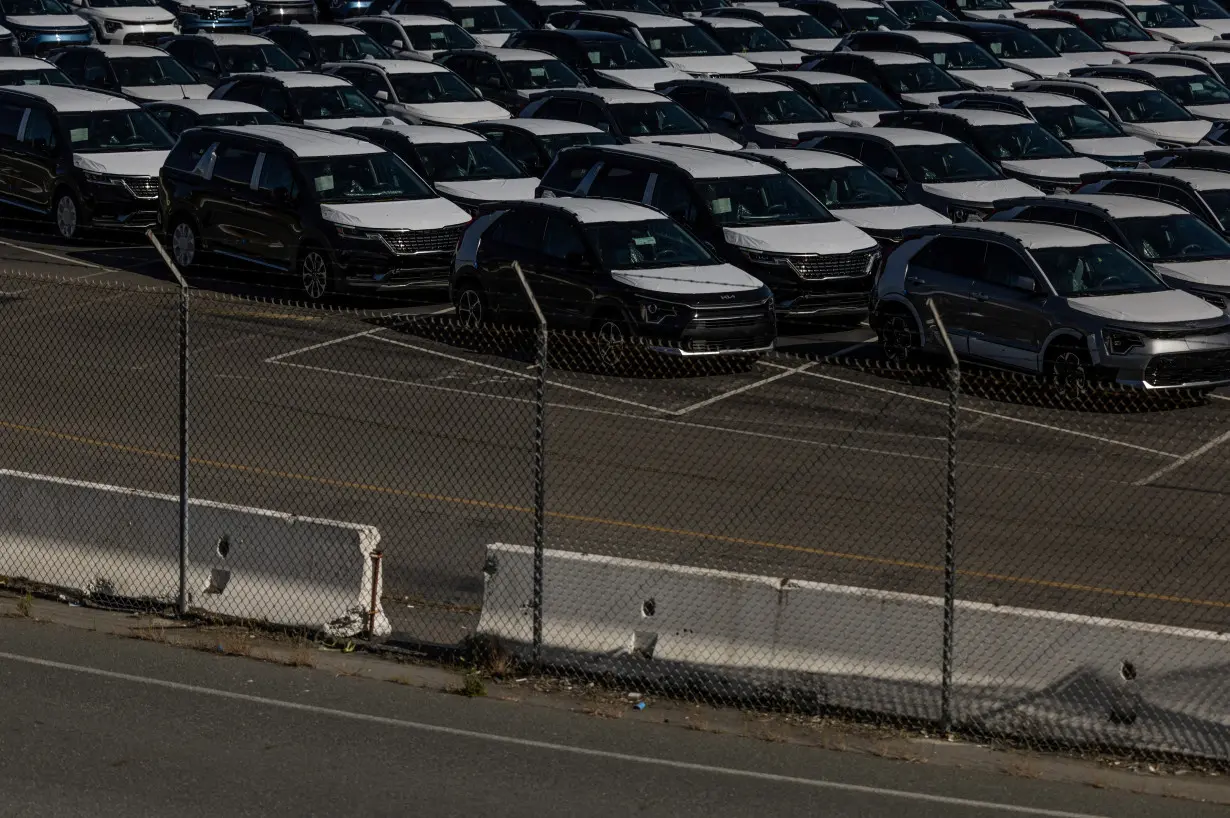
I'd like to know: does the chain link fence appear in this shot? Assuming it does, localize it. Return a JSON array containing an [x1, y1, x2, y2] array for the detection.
[[1, 254, 1229, 764]]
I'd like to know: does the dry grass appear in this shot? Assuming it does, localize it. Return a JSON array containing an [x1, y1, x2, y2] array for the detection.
[[455, 673, 487, 698], [15, 592, 32, 618], [215, 631, 253, 658], [283, 640, 315, 668]]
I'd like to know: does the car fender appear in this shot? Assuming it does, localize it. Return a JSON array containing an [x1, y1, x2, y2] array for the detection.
[[589, 294, 633, 327], [872, 292, 925, 335], [456, 210, 503, 270], [1040, 326, 1090, 361]]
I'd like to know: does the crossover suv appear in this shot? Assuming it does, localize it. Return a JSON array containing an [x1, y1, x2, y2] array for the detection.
[[1074, 63, 1230, 123], [840, 30, 1034, 91], [519, 87, 741, 149], [144, 96, 279, 134], [705, 5, 842, 54], [0, 54, 72, 83], [1145, 144, 1230, 172], [1005, 16, 1127, 66], [1015, 76, 1213, 146], [1076, 167, 1230, 236], [436, 48, 585, 116], [347, 13, 478, 61], [159, 32, 300, 86], [537, 143, 882, 322], [760, 70, 900, 127], [662, 76, 845, 147], [70, 0, 180, 45], [873, 220, 1230, 390], [378, 0, 529, 47], [1018, 9, 1171, 55], [688, 16, 805, 70], [470, 117, 618, 176], [782, 0, 905, 34], [49, 43, 211, 100], [160, 0, 253, 33], [1131, 48, 1230, 86], [1052, 0, 1219, 43], [258, 21, 387, 68], [801, 51, 964, 108], [0, 0, 94, 55], [502, 28, 690, 91], [0, 85, 172, 238], [209, 71, 387, 128], [324, 57, 509, 125], [159, 123, 471, 297], [909, 20, 1086, 78], [452, 197, 776, 357]]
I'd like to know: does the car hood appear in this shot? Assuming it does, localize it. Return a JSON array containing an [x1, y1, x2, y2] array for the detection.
[[123, 84, 213, 101], [6, 14, 87, 28], [788, 37, 842, 53], [1067, 288, 1223, 321], [304, 116, 399, 130], [594, 65, 691, 90], [393, 100, 510, 125], [1009, 0, 1052, 9], [612, 262, 763, 294], [829, 203, 950, 231], [754, 121, 846, 141], [1069, 50, 1127, 66], [433, 177, 540, 202], [722, 219, 876, 254], [472, 32, 511, 47], [1066, 134, 1156, 160], [633, 132, 743, 149], [999, 155, 1109, 183], [960, 8, 1021, 19], [998, 56, 1083, 77], [91, 6, 176, 22], [1148, 25, 1221, 43], [74, 150, 169, 176], [832, 110, 889, 127], [1103, 38, 1171, 53], [947, 66, 1034, 89], [1185, 102, 1230, 122], [661, 54, 757, 76], [320, 197, 469, 231], [1123, 119, 1213, 145], [742, 50, 807, 68], [1154, 258, 1230, 287], [920, 177, 1042, 204], [899, 91, 950, 106]]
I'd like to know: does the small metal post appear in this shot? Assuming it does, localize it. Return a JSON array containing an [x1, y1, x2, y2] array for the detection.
[[148, 230, 190, 616], [513, 261, 548, 661], [368, 550, 383, 637], [927, 297, 960, 735]]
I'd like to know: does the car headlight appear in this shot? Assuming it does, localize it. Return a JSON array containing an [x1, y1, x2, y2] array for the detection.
[[104, 19, 123, 32], [637, 299, 681, 324], [865, 248, 881, 274], [332, 223, 378, 239], [948, 205, 988, 223], [83, 171, 121, 186], [741, 248, 790, 267], [15, 28, 36, 41], [1154, 140, 1186, 150], [1102, 327, 1145, 355]]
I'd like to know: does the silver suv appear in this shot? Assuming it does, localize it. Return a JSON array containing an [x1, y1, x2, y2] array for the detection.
[[873, 221, 1230, 391]]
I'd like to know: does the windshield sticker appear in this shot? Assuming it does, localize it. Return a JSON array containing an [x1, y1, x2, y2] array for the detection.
[[462, 17, 475, 27], [988, 41, 1002, 55], [633, 235, 657, 246], [429, 30, 445, 39], [70, 127, 88, 142], [588, 50, 601, 64], [649, 38, 662, 50], [315, 174, 334, 192], [932, 52, 946, 66], [709, 197, 732, 215], [529, 65, 546, 76]]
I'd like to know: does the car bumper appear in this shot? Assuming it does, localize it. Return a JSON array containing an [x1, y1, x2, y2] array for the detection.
[[334, 245, 454, 290], [1097, 337, 1230, 390], [14, 30, 93, 55], [80, 182, 159, 229], [250, 1, 316, 23]]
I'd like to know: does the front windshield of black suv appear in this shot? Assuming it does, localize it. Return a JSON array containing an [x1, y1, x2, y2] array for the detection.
[[453, 5, 529, 33], [879, 61, 962, 93], [1029, 24, 1106, 53], [791, 164, 906, 208], [887, 0, 957, 24], [761, 13, 835, 39], [61, 109, 173, 152], [738, 90, 830, 124], [1105, 89, 1195, 123], [898, 142, 1002, 182], [708, 24, 791, 54], [697, 173, 833, 227], [391, 70, 480, 103], [803, 79, 899, 112], [972, 122, 1071, 160], [501, 58, 583, 90], [111, 56, 198, 87], [404, 22, 477, 51], [1030, 102, 1122, 139], [412, 140, 526, 181], [218, 43, 300, 72], [304, 152, 435, 203], [1083, 16, 1154, 43], [585, 218, 716, 269], [1153, 73, 1230, 107], [833, 6, 905, 32], [643, 24, 726, 58], [611, 100, 706, 135], [580, 37, 665, 69], [980, 29, 1059, 59], [921, 41, 1002, 71], [311, 33, 391, 62], [290, 84, 382, 118], [1124, 214, 1230, 260], [1031, 243, 1168, 296]]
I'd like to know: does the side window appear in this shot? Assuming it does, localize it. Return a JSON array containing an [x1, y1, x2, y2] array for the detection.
[[1069, 210, 1117, 239], [587, 164, 651, 202], [812, 6, 845, 31], [572, 101, 608, 130], [212, 143, 259, 187], [499, 131, 542, 174], [82, 53, 110, 87], [977, 242, 1035, 289], [223, 81, 262, 106], [472, 58, 503, 89], [909, 236, 987, 279], [337, 67, 386, 99], [445, 55, 475, 80], [534, 97, 580, 121], [20, 108, 55, 150], [485, 209, 548, 253], [857, 142, 902, 179], [1016, 205, 1077, 228], [256, 151, 298, 198], [1067, 87, 1109, 113], [259, 87, 291, 119], [0, 103, 24, 144], [542, 214, 587, 262], [164, 40, 194, 66], [164, 133, 214, 173], [814, 135, 863, 161], [359, 20, 399, 48], [668, 86, 706, 116], [1155, 184, 1202, 213], [53, 50, 86, 81], [649, 172, 700, 225], [1099, 179, 1161, 200], [540, 152, 597, 192]]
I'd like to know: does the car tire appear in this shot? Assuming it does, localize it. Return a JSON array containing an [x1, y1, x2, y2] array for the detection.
[[594, 312, 631, 371], [1045, 339, 1091, 398], [298, 246, 332, 302], [53, 189, 84, 242], [875, 304, 919, 365], [169, 218, 202, 271], [453, 279, 487, 328]]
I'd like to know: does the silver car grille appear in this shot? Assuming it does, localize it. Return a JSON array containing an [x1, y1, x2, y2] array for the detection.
[[378, 225, 465, 255], [788, 250, 875, 281], [122, 177, 159, 199]]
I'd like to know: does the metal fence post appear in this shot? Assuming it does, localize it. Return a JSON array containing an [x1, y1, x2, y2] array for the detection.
[[148, 230, 190, 617], [927, 298, 960, 735], [513, 261, 548, 661]]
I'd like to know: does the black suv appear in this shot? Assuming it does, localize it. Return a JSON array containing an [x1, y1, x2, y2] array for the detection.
[[502, 28, 686, 91], [159, 32, 302, 86], [209, 72, 387, 127], [258, 22, 389, 69], [158, 123, 472, 299]]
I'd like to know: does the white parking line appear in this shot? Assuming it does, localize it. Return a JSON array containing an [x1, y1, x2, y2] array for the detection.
[[671, 362, 815, 416], [1134, 429, 1230, 486], [0, 239, 115, 272], [263, 328, 383, 363]]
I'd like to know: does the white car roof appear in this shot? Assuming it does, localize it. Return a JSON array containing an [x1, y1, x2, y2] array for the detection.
[[0, 57, 56, 69], [1115, 63, 1205, 78], [700, 16, 760, 27], [1043, 192, 1185, 217], [216, 124, 383, 156], [1015, 17, 1076, 29], [978, 90, 1089, 108], [897, 30, 972, 44], [1171, 49, 1230, 63], [533, 196, 668, 223], [845, 50, 930, 64], [840, 126, 957, 145], [1047, 76, 1155, 92], [363, 120, 485, 143], [326, 58, 450, 74], [195, 33, 274, 45], [88, 45, 166, 58], [566, 87, 668, 104], [365, 14, 455, 25], [2, 85, 136, 112], [739, 147, 859, 170], [743, 5, 811, 15], [762, 70, 863, 85], [1131, 167, 1230, 190], [486, 47, 558, 61], [934, 108, 1031, 126], [268, 72, 351, 88], [286, 23, 364, 36], [685, 76, 791, 93], [478, 117, 605, 135], [961, 221, 1106, 249], [600, 143, 777, 178], [149, 98, 268, 114], [581, 10, 693, 27]]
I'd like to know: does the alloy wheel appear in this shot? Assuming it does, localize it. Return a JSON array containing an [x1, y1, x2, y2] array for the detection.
[[301, 251, 329, 301], [880, 314, 915, 364], [171, 222, 197, 269], [55, 194, 79, 241], [597, 319, 626, 368], [456, 288, 483, 328]]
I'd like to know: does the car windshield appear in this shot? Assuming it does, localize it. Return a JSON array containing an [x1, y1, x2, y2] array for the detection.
[[696, 173, 832, 226], [1105, 89, 1194, 122], [921, 41, 1001, 71], [1172, 0, 1230, 19], [539, 130, 619, 155], [1083, 16, 1154, 42], [973, 122, 1071, 159], [454, 5, 529, 32], [0, 0, 70, 12], [836, 6, 905, 31], [405, 22, 478, 51], [887, 0, 958, 23], [584, 218, 716, 270], [898, 142, 1002, 181], [611, 100, 706, 134], [311, 34, 390, 62], [591, 0, 665, 13], [198, 110, 281, 126], [709, 25, 790, 53], [644, 24, 726, 57], [302, 152, 435, 202], [739, 90, 829, 123], [111, 56, 197, 86], [413, 140, 525, 181], [218, 44, 300, 72], [1031, 103, 1122, 139], [1122, 213, 1230, 260], [581, 38, 664, 69], [59, 109, 173, 152], [89, 0, 158, 6], [1029, 24, 1106, 53], [956, 0, 1012, 9], [981, 30, 1059, 59], [1131, 3, 1197, 27], [879, 61, 963, 92], [392, 71, 480, 102], [804, 79, 899, 111], [1031, 243, 1167, 296], [791, 165, 906, 208], [501, 58, 583, 89], [1155, 73, 1230, 106], [761, 14, 836, 39], [0, 67, 72, 85], [289, 85, 382, 118]]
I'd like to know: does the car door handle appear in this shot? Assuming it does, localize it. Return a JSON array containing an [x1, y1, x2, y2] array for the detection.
[[973, 291, 990, 301], [905, 276, 924, 285]]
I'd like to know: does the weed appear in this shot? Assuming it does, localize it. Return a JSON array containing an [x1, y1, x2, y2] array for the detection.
[[215, 632, 252, 657], [456, 673, 487, 698], [284, 640, 315, 668], [15, 592, 32, 618]]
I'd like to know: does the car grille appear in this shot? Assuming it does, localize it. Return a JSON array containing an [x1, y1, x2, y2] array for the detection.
[[122, 177, 159, 199], [1145, 349, 1230, 387], [788, 250, 876, 281], [689, 303, 770, 330], [378, 225, 464, 255], [688, 336, 771, 352], [123, 32, 165, 44], [199, 6, 248, 19]]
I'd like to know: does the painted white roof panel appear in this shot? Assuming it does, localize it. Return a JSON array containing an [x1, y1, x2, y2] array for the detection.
[[963, 220, 1107, 248], [214, 124, 384, 156], [602, 142, 778, 178]]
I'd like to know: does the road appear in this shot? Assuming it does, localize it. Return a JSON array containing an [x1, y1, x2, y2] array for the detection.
[[1, 616, 1224, 818]]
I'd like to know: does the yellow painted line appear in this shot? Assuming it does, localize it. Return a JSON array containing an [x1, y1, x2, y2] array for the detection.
[[2, 418, 1227, 612]]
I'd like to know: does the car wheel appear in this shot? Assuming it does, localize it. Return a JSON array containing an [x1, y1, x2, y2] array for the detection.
[[299, 248, 331, 302], [454, 281, 486, 328], [877, 307, 918, 365], [170, 219, 200, 271], [1046, 341, 1091, 397], [54, 190, 82, 242], [595, 314, 630, 370]]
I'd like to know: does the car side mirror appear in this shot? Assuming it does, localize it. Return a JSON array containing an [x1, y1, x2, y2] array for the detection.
[[474, 87, 484, 98], [1012, 274, 1037, 293], [374, 89, 389, 101], [297, 50, 314, 66], [485, 76, 504, 89], [881, 166, 899, 180], [719, 110, 739, 125]]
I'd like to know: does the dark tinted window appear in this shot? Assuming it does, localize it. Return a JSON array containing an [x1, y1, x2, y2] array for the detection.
[[0, 102, 22, 141], [909, 235, 987, 278], [1070, 209, 1116, 239], [164, 132, 213, 173], [20, 107, 55, 150], [542, 213, 587, 261], [531, 96, 581, 120], [648, 171, 700, 224], [256, 150, 298, 198], [212, 144, 259, 186], [1014, 205, 1078, 228], [487, 208, 547, 252], [977, 243, 1034, 288], [540, 150, 596, 191], [587, 165, 649, 201]]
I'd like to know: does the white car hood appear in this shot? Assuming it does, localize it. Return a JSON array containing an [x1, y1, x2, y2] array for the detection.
[[1103, 38, 1171, 53], [612, 262, 762, 295], [1066, 134, 1157, 160], [1070, 50, 1127, 66], [999, 155, 1109, 182], [1186, 102, 1230, 121], [304, 116, 398, 130], [7, 14, 85, 27], [829, 203, 950, 231], [999, 56, 1083, 77], [1009, 0, 1052, 9], [123, 84, 213, 101], [742, 50, 807, 68], [833, 110, 889, 127], [1148, 25, 1220, 43], [960, 8, 1020, 19], [1154, 259, 1230, 287], [1068, 288, 1223, 321], [394, 100, 510, 125], [722, 219, 876, 255], [754, 121, 846, 141], [73, 150, 169, 176], [662, 54, 757, 76], [920, 177, 1043, 204], [947, 67, 1034, 89], [1123, 119, 1213, 145], [594, 66, 691, 90], [633, 132, 743, 149], [320, 197, 469, 231], [788, 37, 841, 53], [472, 32, 511, 46], [434, 177, 539, 202], [899, 91, 949, 107], [92, 6, 176, 22]]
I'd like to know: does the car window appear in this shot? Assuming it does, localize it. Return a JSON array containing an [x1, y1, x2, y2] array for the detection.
[[1153, 183, 1203, 213], [667, 86, 707, 116], [1016, 205, 1078, 228], [587, 165, 650, 201], [21, 108, 55, 150], [212, 144, 259, 186], [540, 151, 596, 192], [977, 243, 1035, 288], [259, 86, 292, 119], [542, 214, 588, 262], [256, 150, 298, 198], [498, 130, 541, 173], [1031, 243, 1166, 296], [811, 135, 864, 161], [221, 80, 263, 106], [0, 102, 23, 143], [909, 235, 987, 279], [533, 96, 581, 120], [472, 57, 502, 89], [857, 141, 902, 178], [357, 20, 400, 48], [164, 132, 213, 173], [336, 67, 385, 99], [572, 100, 608, 129], [487, 209, 547, 253], [648, 171, 700, 225], [1097, 178, 1161, 200], [1069, 209, 1116, 239]]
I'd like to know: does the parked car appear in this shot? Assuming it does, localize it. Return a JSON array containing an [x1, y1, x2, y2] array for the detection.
[[704, 4, 841, 53], [144, 95, 279, 132], [1074, 62, 1230, 123], [802, 127, 1043, 220], [1077, 167, 1230, 236], [519, 87, 742, 148], [0, 54, 72, 83], [872, 220, 1230, 391], [875, 0, 958, 25], [158, 32, 300, 85], [840, 30, 1035, 90], [0, 23, 15, 55], [1018, 9, 1171, 55], [70, 0, 180, 45], [537, 142, 883, 323], [801, 50, 964, 108], [347, 13, 478, 61], [451, 196, 776, 358], [379, 0, 530, 46], [1004, 16, 1127, 65], [470, 117, 618, 176], [782, 0, 906, 34], [760, 70, 900, 127], [49, 44, 212, 100], [688, 16, 805, 70], [160, 123, 471, 296], [160, 0, 253, 33], [662, 76, 845, 146], [248, 0, 314, 24], [738, 147, 950, 243], [653, 0, 730, 18], [258, 21, 387, 68], [991, 192, 1230, 305], [926, 0, 1021, 21], [437, 48, 586, 116], [209, 70, 389, 128], [0, 85, 172, 239], [938, 89, 1158, 166], [324, 57, 510, 124], [1131, 48, 1230, 86], [503, 28, 691, 91], [1165, 0, 1230, 36], [0, 0, 93, 55], [910, 20, 1086, 78], [1015, 76, 1213, 146], [1052, 0, 1220, 43], [1144, 143, 1230, 171], [342, 120, 540, 212]]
